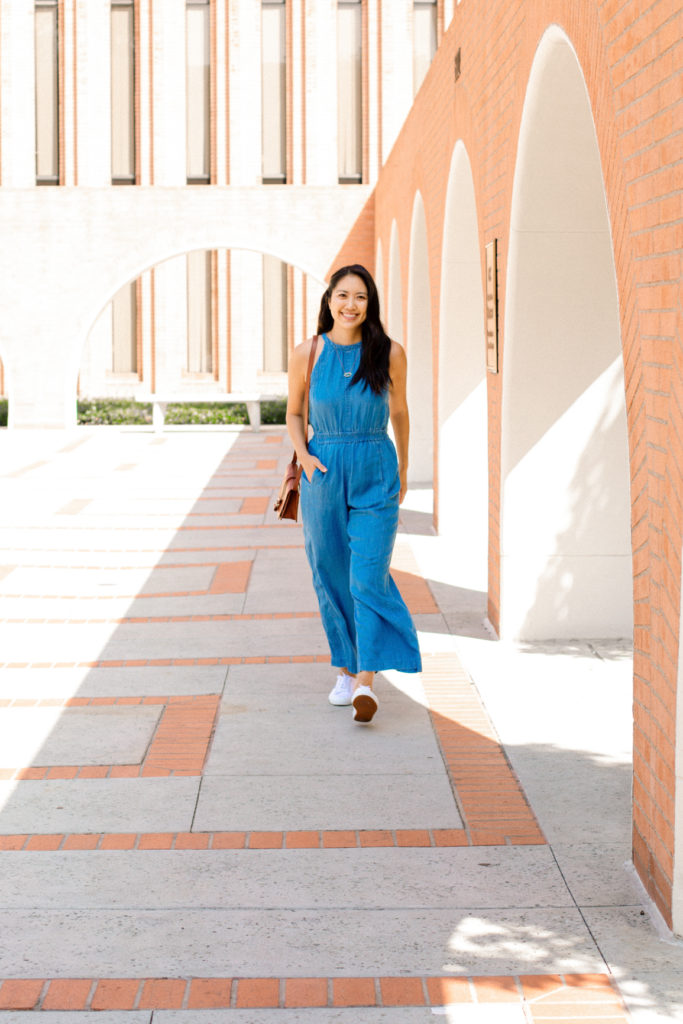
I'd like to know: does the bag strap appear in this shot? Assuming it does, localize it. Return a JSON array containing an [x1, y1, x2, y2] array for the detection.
[[290, 335, 318, 467]]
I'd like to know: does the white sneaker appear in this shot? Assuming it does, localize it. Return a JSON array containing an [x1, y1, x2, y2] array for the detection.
[[328, 674, 354, 706], [352, 685, 379, 723]]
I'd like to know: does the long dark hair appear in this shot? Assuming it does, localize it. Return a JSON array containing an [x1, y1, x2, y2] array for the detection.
[[317, 264, 391, 394]]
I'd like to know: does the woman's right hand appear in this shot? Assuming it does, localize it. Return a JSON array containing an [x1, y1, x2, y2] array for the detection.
[[301, 453, 327, 483]]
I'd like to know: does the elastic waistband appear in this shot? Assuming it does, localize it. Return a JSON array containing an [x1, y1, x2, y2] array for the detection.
[[312, 430, 387, 444]]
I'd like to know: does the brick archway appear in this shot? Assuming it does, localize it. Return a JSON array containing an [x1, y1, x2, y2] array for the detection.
[[437, 141, 487, 586], [500, 26, 632, 641]]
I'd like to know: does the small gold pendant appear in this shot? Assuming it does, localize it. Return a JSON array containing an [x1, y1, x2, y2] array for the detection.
[[344, 372, 352, 377]]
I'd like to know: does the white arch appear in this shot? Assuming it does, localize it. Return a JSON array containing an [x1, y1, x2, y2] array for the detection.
[[0, 185, 370, 427], [500, 25, 631, 640], [438, 141, 487, 589], [406, 192, 434, 486], [387, 220, 403, 346]]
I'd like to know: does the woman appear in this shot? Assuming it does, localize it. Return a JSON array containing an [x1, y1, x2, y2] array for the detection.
[[286, 264, 422, 723]]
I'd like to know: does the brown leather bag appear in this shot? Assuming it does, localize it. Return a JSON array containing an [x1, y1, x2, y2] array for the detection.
[[274, 336, 318, 522]]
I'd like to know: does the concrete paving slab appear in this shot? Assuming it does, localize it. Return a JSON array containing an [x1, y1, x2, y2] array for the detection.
[[154, 1011, 526, 1024], [0, 566, 215, 596], [193, 774, 461, 831], [223, 662, 429, 708], [500, 747, 632, 845], [579, 906, 683, 974], [0, 617, 328, 662], [242, 549, 318, 613], [0, 907, 604, 976], [0, 778, 200, 834], [0, 848, 571, 910], [157, 548, 257, 565], [86, 497, 243, 515], [0, 1016, 152, 1024], [0, 665, 226, 699], [618, 972, 683, 1023], [0, 593, 247, 618], [0, 706, 159, 766], [205, 699, 447, 777], [167, 528, 302, 549], [551, 842, 643, 906], [96, 618, 328, 662]]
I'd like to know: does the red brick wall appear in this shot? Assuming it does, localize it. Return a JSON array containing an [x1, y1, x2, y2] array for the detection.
[[333, 0, 683, 925]]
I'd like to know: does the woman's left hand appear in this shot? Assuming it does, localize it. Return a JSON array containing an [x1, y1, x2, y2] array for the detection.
[[399, 469, 408, 505]]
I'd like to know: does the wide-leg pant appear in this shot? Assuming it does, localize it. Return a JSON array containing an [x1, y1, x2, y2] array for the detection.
[[300, 431, 422, 675]]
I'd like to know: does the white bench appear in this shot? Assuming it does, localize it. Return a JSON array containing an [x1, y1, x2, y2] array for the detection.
[[134, 393, 285, 432]]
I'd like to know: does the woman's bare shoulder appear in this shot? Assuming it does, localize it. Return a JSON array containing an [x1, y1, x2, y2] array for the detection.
[[389, 339, 407, 365]]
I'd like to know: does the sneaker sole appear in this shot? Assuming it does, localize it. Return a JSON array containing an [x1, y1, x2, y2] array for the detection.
[[352, 694, 378, 723]]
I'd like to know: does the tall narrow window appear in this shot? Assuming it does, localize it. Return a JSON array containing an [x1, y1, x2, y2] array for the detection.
[[186, 0, 211, 184], [261, 0, 286, 183], [35, 0, 60, 184], [413, 0, 437, 95], [263, 255, 287, 371], [187, 251, 213, 372], [111, 1, 136, 183], [112, 281, 138, 373], [337, 0, 362, 184]]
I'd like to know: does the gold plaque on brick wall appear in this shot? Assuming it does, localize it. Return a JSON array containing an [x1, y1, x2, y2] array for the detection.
[[485, 239, 498, 374]]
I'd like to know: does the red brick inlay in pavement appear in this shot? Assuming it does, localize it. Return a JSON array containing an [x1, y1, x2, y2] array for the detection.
[[421, 653, 546, 846], [4, 695, 219, 781], [0, 828, 470, 850], [0, 974, 628, 1016]]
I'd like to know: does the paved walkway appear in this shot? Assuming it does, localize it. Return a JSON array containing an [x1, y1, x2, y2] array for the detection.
[[0, 427, 680, 1022]]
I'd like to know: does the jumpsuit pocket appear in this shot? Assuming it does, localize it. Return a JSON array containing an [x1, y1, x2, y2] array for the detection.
[[381, 443, 401, 499]]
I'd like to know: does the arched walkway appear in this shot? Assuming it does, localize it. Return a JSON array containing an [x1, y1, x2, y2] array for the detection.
[[500, 27, 632, 640], [438, 142, 487, 588], [79, 248, 326, 400], [406, 193, 434, 488]]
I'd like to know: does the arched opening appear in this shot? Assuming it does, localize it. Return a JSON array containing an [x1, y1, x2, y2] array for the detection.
[[500, 27, 632, 641], [387, 221, 403, 346], [78, 249, 325, 411], [438, 141, 487, 590], [406, 192, 434, 488]]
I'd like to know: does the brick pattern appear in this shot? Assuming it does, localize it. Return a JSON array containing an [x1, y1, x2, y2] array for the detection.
[[0, 973, 628, 1015], [0, 828, 469, 851], [3, 695, 219, 781], [422, 653, 545, 845]]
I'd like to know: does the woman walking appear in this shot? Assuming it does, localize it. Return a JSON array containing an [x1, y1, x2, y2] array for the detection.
[[286, 264, 422, 723]]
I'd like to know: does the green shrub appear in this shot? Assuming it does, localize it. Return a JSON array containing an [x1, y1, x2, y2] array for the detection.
[[77, 399, 152, 425], [76, 397, 287, 426], [164, 402, 249, 425]]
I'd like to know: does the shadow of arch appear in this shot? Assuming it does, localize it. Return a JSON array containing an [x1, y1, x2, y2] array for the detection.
[[407, 192, 434, 491], [77, 248, 327, 406], [387, 220, 403, 346], [500, 25, 632, 641], [438, 141, 487, 591]]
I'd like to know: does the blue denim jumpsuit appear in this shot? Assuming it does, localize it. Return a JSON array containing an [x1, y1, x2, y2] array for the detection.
[[300, 334, 422, 675]]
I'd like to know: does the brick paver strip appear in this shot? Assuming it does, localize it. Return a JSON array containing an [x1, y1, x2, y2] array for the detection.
[[0, 975, 629, 1013], [421, 652, 546, 845], [0, 828, 471, 850]]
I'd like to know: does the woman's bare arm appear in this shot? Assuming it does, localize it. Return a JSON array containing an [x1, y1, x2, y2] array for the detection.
[[286, 338, 327, 482]]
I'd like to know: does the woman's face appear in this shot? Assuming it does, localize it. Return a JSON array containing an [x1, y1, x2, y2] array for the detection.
[[328, 274, 368, 331]]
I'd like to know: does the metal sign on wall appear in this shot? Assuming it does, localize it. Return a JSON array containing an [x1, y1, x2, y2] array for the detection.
[[485, 239, 498, 373]]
